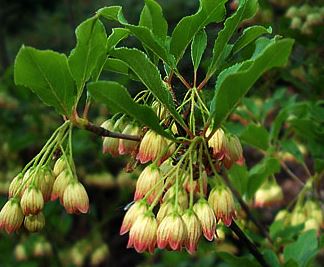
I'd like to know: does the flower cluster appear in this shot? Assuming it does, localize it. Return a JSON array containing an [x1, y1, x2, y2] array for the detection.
[[0, 155, 89, 233], [275, 199, 323, 234], [254, 179, 283, 208], [113, 126, 242, 254]]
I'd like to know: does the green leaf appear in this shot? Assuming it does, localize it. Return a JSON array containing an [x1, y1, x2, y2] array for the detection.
[[191, 29, 207, 71], [68, 17, 107, 94], [232, 25, 272, 55], [210, 37, 294, 128], [240, 124, 269, 150], [110, 48, 185, 127], [227, 163, 249, 195], [103, 58, 138, 81], [217, 252, 260, 267], [96, 6, 127, 23], [247, 157, 280, 198], [283, 230, 318, 267], [140, 0, 168, 40], [263, 249, 280, 267], [207, 0, 258, 77], [98, 6, 173, 67], [170, 0, 227, 62], [88, 81, 173, 140], [107, 28, 129, 52], [14, 46, 76, 116]]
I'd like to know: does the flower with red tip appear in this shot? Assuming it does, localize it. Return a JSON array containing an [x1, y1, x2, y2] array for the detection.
[[101, 119, 120, 156], [24, 212, 45, 232], [134, 164, 163, 204], [157, 212, 187, 251], [207, 128, 227, 160], [157, 200, 178, 224], [51, 170, 72, 202], [254, 180, 283, 208], [120, 200, 148, 235], [136, 130, 172, 164], [53, 156, 67, 177], [127, 212, 157, 253], [119, 124, 141, 155], [193, 198, 216, 241], [0, 198, 24, 233], [182, 210, 202, 254], [208, 185, 236, 226], [20, 186, 44, 215], [37, 167, 55, 202], [223, 135, 244, 169], [9, 174, 23, 198], [63, 182, 89, 214]]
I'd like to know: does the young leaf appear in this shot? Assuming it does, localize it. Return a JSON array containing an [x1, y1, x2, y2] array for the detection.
[[232, 25, 272, 55], [88, 81, 173, 140], [191, 29, 207, 71], [170, 0, 227, 63], [280, 139, 304, 163], [140, 0, 168, 40], [98, 6, 173, 67], [240, 124, 270, 151], [68, 17, 107, 95], [207, 0, 258, 77], [210, 37, 294, 128], [14, 46, 76, 116], [110, 48, 186, 128], [283, 230, 318, 267]]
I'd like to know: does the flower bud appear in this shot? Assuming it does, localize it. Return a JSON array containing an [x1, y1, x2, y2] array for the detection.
[[9, 174, 23, 198], [163, 186, 188, 210], [134, 165, 163, 204], [303, 218, 320, 233], [290, 17, 302, 29], [53, 157, 67, 177], [254, 181, 283, 208], [182, 210, 202, 254], [118, 124, 141, 155], [22, 168, 36, 194], [208, 186, 236, 226], [20, 186, 44, 215], [157, 212, 187, 251], [286, 6, 298, 18], [207, 128, 226, 160], [136, 130, 171, 164], [51, 170, 72, 202], [120, 200, 148, 235], [14, 244, 28, 261], [37, 167, 55, 202], [290, 208, 306, 226], [101, 119, 120, 156], [63, 182, 89, 214], [223, 135, 244, 169], [127, 212, 157, 253], [0, 198, 24, 233], [183, 172, 207, 196], [274, 210, 290, 224], [90, 244, 109, 266], [24, 212, 45, 232], [193, 198, 216, 241], [157, 200, 177, 224]]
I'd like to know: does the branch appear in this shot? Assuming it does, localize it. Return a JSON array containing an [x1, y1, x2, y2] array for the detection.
[[280, 161, 305, 186], [229, 221, 270, 267], [84, 121, 141, 141]]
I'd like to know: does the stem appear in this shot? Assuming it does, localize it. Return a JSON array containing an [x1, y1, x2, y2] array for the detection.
[[280, 161, 305, 186], [175, 72, 191, 90], [229, 221, 270, 267], [189, 152, 194, 209]]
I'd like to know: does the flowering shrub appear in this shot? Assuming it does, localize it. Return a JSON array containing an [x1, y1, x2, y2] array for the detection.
[[0, 0, 323, 266]]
